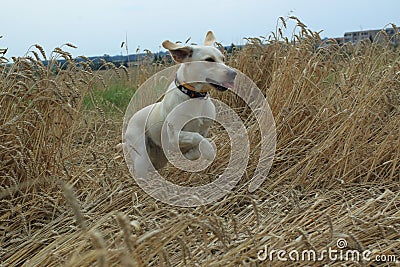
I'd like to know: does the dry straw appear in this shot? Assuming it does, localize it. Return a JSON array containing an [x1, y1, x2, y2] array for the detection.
[[1, 17, 399, 266]]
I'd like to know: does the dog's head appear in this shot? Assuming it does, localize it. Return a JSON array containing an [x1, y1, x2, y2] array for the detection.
[[162, 31, 236, 93]]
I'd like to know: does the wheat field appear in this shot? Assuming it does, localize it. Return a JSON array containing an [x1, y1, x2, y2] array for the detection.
[[1, 18, 399, 266]]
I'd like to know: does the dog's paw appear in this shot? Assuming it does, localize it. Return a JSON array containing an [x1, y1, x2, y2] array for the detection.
[[183, 149, 201, 160], [199, 139, 216, 161]]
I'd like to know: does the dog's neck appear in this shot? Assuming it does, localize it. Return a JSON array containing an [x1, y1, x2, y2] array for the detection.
[[174, 75, 208, 98]]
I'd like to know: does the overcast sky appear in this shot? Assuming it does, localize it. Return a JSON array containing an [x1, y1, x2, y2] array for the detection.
[[1, 0, 399, 58]]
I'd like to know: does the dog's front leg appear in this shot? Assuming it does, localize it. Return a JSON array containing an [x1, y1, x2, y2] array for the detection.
[[166, 122, 215, 160], [178, 131, 216, 161]]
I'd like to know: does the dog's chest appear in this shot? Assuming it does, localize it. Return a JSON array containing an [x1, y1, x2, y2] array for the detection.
[[176, 98, 215, 133]]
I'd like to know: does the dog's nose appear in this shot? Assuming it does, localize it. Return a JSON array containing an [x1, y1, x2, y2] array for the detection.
[[228, 69, 237, 80]]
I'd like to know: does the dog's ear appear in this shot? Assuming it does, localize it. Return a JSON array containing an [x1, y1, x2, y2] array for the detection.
[[162, 40, 193, 63], [204, 31, 216, 46]]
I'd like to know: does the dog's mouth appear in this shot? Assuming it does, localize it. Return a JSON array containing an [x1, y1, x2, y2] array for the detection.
[[205, 78, 235, 91]]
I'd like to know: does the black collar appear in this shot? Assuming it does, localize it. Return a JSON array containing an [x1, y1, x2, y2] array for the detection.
[[174, 75, 208, 98]]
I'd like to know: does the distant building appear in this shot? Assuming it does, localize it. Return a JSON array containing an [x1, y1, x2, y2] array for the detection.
[[333, 37, 344, 45], [343, 28, 399, 45]]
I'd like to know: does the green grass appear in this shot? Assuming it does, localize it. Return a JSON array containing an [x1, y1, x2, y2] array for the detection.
[[84, 79, 135, 116]]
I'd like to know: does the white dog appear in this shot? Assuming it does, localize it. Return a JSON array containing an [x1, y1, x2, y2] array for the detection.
[[124, 31, 237, 178]]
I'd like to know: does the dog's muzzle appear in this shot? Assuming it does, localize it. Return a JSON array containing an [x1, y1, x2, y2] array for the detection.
[[175, 67, 237, 97], [205, 69, 237, 91]]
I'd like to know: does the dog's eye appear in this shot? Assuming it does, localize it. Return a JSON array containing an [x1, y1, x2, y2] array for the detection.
[[205, 57, 215, 62]]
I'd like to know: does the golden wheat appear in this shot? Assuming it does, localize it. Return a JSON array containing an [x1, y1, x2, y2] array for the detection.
[[1, 18, 399, 266]]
